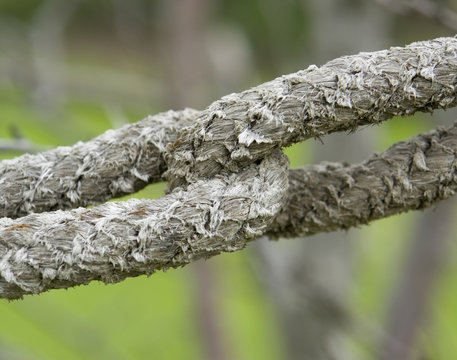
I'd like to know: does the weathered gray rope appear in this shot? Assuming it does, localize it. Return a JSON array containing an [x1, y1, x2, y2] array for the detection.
[[2, 37, 457, 218], [2, 36, 457, 299], [0, 150, 289, 299], [165, 36, 457, 188], [0, 109, 199, 218], [269, 123, 457, 238]]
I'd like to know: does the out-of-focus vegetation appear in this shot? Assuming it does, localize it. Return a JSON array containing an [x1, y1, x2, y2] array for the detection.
[[1, 1, 457, 359]]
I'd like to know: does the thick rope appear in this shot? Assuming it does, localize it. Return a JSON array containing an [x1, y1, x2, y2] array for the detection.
[[2, 37, 457, 217], [2, 36, 457, 299], [0, 150, 288, 299]]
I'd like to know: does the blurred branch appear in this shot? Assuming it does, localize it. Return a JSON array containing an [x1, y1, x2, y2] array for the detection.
[[0, 139, 47, 153], [162, 0, 229, 358], [30, 0, 83, 112], [111, 0, 148, 48], [0, 126, 50, 153], [374, 0, 457, 31], [378, 198, 454, 360]]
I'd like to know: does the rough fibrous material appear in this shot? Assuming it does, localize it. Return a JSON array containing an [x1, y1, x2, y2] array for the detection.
[[1, 36, 457, 299], [165, 36, 457, 188], [269, 123, 457, 238], [0, 151, 289, 299], [0, 109, 198, 218], [2, 37, 457, 218]]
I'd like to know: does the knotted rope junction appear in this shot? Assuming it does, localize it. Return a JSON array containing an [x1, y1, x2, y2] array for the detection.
[[2, 36, 457, 299]]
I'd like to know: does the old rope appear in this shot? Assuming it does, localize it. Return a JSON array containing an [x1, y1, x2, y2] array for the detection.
[[2, 36, 457, 298]]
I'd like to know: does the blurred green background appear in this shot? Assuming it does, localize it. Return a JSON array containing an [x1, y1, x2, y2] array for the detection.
[[1, 1, 457, 359]]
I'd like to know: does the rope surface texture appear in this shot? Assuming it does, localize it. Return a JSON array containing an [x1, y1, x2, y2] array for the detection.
[[2, 36, 457, 299]]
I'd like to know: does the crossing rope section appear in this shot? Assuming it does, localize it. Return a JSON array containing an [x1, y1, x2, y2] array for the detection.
[[2, 36, 457, 299]]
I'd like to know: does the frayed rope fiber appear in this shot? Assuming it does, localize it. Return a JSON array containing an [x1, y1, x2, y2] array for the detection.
[[2, 36, 457, 299]]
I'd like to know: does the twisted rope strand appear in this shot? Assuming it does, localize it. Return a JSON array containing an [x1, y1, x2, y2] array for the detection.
[[0, 150, 289, 299], [165, 36, 457, 188], [1, 37, 457, 217], [2, 36, 457, 298], [270, 123, 457, 238]]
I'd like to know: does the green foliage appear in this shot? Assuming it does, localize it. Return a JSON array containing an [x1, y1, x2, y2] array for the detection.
[[0, 0, 41, 21]]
